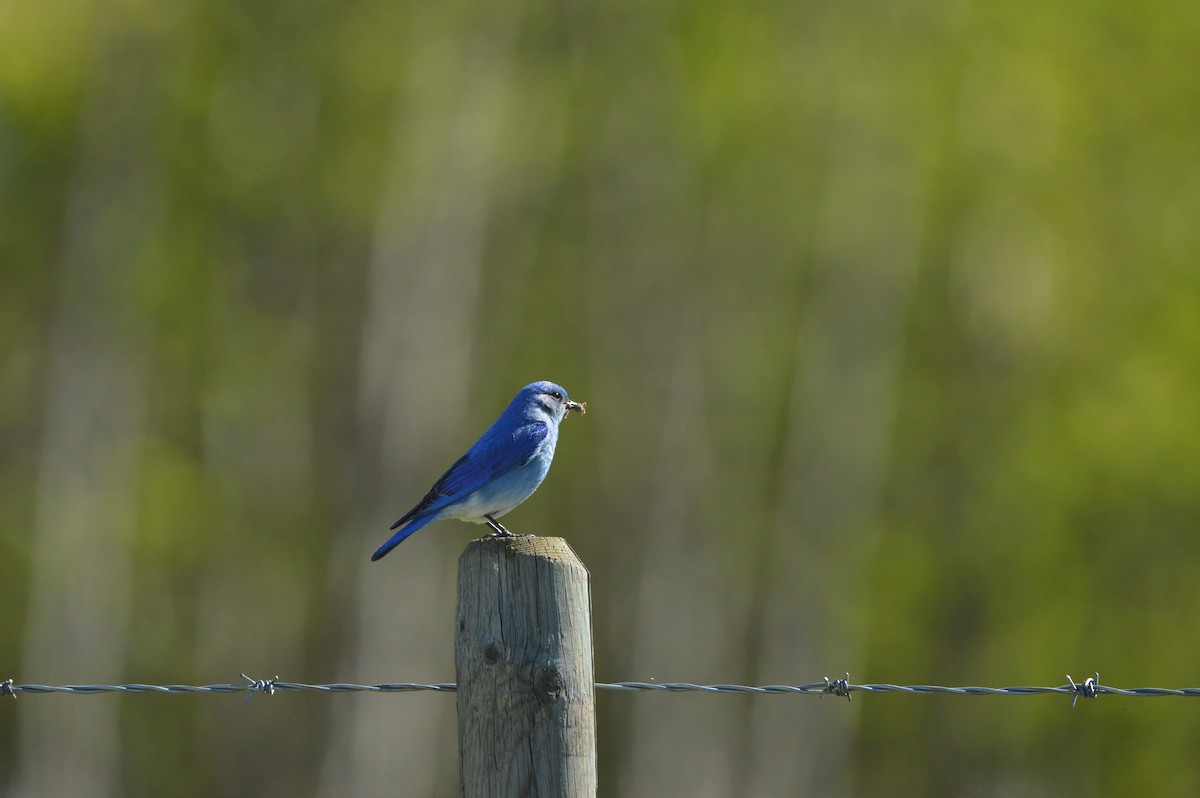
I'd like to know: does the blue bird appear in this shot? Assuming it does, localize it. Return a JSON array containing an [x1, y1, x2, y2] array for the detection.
[[371, 380, 586, 561]]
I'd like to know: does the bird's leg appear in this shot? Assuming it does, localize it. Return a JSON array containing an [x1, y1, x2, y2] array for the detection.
[[482, 514, 515, 538]]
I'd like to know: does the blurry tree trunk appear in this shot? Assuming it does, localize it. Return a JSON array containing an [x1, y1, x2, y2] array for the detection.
[[318, 10, 521, 798], [742, 115, 929, 796], [12, 42, 155, 798], [614, 312, 744, 798]]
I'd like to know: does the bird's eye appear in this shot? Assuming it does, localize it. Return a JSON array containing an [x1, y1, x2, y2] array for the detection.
[[549, 390, 563, 401]]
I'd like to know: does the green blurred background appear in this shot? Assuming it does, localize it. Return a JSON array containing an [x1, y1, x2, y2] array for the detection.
[[3, 0, 1200, 795]]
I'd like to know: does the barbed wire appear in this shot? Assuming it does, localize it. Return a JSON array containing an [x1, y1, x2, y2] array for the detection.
[[4, 672, 1199, 707]]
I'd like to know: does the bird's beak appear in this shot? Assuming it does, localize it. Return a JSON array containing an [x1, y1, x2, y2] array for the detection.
[[565, 400, 586, 415]]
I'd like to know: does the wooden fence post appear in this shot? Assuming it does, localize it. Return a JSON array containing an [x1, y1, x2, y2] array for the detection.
[[456, 536, 597, 797]]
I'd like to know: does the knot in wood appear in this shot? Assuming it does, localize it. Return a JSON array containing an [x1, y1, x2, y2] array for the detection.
[[535, 665, 565, 702], [481, 643, 502, 665]]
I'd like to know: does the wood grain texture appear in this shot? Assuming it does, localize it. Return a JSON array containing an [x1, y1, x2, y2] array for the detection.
[[456, 536, 596, 798]]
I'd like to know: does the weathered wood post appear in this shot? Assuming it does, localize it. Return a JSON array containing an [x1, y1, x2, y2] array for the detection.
[[456, 536, 597, 797]]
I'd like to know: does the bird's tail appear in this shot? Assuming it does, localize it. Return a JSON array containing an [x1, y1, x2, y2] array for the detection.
[[370, 514, 438, 561]]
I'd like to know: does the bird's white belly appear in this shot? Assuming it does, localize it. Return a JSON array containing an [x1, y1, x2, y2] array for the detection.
[[440, 451, 554, 523], [441, 490, 508, 523]]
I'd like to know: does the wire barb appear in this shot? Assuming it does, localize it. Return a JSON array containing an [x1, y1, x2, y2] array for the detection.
[[1, 679, 14, 700], [823, 673, 852, 702], [1067, 673, 1100, 709], [241, 673, 278, 703]]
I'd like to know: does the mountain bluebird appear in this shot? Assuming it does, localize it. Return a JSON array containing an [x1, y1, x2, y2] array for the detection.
[[371, 380, 586, 561]]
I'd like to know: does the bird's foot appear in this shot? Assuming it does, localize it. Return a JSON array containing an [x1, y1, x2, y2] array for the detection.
[[482, 514, 515, 538]]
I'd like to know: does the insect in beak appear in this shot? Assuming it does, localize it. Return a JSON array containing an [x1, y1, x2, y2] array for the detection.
[[565, 400, 587, 415]]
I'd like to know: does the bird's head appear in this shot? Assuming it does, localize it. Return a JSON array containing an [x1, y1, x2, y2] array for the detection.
[[521, 380, 587, 423]]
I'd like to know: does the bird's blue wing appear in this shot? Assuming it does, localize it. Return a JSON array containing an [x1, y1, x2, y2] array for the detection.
[[389, 422, 549, 530]]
